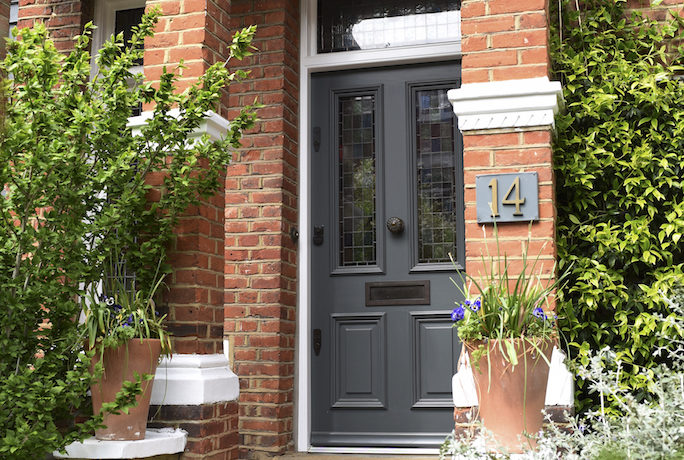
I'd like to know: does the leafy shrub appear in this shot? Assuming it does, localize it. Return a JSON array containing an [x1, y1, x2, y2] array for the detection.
[[551, 0, 684, 410], [0, 12, 257, 458]]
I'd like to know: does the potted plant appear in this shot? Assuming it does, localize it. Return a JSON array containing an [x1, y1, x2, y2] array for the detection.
[[83, 255, 172, 441], [450, 227, 569, 453]]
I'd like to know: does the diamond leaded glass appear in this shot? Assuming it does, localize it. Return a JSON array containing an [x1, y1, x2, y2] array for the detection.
[[416, 88, 457, 264], [338, 95, 377, 267]]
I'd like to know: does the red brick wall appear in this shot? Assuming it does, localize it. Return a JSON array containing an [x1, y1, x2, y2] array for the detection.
[[17, 0, 93, 52], [462, 129, 557, 283], [624, 0, 684, 21], [460, 0, 549, 83], [459, 0, 555, 287], [144, 0, 231, 356], [149, 401, 240, 459], [222, 0, 299, 456], [0, 0, 9, 56], [143, 2, 240, 458]]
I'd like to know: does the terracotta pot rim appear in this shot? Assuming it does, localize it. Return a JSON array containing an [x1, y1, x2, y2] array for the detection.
[[463, 335, 558, 348]]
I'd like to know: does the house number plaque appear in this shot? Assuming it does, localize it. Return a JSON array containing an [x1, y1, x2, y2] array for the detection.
[[475, 172, 539, 223]]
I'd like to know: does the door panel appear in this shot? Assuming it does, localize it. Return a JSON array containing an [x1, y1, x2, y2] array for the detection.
[[311, 62, 464, 448]]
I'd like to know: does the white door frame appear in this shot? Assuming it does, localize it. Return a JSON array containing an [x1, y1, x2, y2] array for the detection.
[[295, 0, 462, 452]]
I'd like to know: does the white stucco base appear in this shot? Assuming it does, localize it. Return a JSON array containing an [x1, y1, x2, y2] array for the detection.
[[452, 346, 574, 408], [53, 428, 186, 459], [150, 349, 239, 405]]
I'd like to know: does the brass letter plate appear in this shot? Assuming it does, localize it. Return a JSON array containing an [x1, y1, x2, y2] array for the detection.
[[365, 280, 430, 306]]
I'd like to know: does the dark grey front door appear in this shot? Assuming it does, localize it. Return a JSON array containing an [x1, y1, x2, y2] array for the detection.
[[311, 62, 465, 448]]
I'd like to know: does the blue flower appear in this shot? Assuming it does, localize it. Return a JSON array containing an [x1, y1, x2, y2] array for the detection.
[[451, 305, 466, 322], [470, 299, 481, 312], [533, 306, 545, 319], [123, 314, 134, 326]]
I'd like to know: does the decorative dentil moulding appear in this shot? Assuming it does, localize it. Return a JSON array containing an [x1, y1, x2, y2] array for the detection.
[[448, 77, 564, 131]]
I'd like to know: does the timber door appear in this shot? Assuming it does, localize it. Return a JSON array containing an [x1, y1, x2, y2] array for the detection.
[[310, 62, 465, 448]]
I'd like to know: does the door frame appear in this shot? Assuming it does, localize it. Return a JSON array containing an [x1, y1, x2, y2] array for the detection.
[[296, 0, 463, 453]]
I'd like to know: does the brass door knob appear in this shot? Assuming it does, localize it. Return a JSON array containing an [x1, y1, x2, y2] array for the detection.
[[386, 217, 405, 234]]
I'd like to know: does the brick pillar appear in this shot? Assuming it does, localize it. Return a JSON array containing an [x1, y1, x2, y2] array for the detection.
[[143, 1, 241, 458], [0, 0, 9, 57], [223, 0, 299, 457], [449, 0, 568, 433], [456, 0, 556, 299], [17, 0, 93, 52]]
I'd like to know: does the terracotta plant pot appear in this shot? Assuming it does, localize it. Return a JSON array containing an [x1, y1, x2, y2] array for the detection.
[[90, 338, 162, 440], [467, 337, 554, 453]]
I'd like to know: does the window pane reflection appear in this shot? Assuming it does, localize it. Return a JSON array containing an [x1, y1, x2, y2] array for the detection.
[[318, 0, 461, 54]]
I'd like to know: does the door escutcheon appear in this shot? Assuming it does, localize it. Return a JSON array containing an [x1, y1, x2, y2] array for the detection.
[[313, 329, 322, 356]]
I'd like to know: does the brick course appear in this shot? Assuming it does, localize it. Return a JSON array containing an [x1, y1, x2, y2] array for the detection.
[[460, 0, 550, 83], [149, 402, 240, 459], [17, 0, 92, 52], [0, 0, 8, 56]]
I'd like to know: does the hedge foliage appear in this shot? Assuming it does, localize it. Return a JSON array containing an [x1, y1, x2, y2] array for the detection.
[[551, 0, 684, 411]]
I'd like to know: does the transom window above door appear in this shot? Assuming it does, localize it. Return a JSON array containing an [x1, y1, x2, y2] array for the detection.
[[317, 0, 461, 53]]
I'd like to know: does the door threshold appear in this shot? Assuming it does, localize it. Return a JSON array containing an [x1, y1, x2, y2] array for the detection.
[[308, 446, 440, 455]]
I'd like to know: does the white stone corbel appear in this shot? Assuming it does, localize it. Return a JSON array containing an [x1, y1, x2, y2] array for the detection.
[[151, 353, 239, 405], [447, 77, 564, 131], [127, 109, 230, 142]]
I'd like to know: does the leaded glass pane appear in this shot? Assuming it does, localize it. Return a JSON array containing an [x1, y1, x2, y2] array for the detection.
[[318, 0, 461, 54], [416, 88, 457, 263], [339, 95, 377, 267]]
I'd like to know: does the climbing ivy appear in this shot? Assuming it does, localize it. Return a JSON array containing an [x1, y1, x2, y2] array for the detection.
[[551, 0, 684, 412]]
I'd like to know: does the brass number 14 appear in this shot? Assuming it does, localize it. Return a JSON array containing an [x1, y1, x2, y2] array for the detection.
[[488, 176, 526, 217]]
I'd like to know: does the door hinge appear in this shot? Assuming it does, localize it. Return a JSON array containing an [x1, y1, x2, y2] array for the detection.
[[313, 127, 321, 152], [313, 225, 324, 246], [313, 329, 322, 356]]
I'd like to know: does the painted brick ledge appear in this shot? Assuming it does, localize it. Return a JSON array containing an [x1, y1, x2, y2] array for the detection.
[[53, 428, 186, 459]]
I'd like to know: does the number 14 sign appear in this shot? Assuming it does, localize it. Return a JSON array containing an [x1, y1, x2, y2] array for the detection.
[[475, 172, 539, 223]]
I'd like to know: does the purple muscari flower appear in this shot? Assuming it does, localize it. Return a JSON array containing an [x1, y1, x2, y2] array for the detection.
[[470, 299, 481, 312], [533, 306, 545, 319], [123, 314, 134, 326], [451, 305, 466, 322], [112, 304, 122, 312]]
